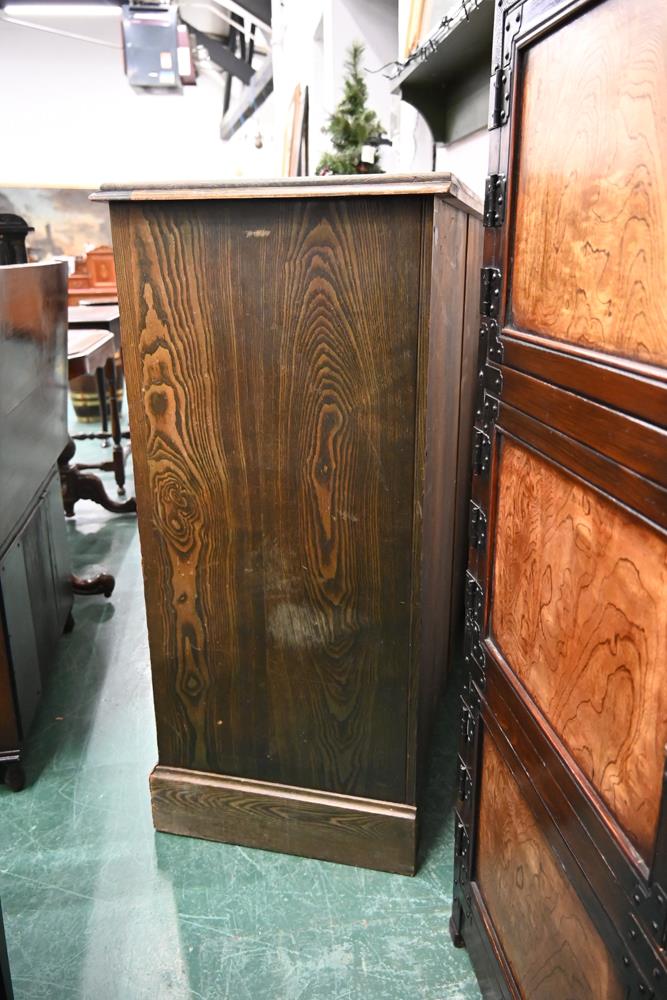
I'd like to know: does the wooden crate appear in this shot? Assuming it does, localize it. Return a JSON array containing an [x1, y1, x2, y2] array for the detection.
[[95, 174, 482, 874], [453, 0, 667, 994]]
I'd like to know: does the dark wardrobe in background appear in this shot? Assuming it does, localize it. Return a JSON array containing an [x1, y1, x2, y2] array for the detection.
[[452, 0, 667, 997]]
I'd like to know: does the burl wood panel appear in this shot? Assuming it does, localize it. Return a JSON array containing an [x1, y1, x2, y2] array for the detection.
[[112, 196, 424, 803], [491, 438, 667, 860], [476, 733, 625, 1000], [511, 0, 667, 368]]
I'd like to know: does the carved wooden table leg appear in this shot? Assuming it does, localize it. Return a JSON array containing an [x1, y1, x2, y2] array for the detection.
[[70, 572, 115, 598], [58, 438, 136, 517]]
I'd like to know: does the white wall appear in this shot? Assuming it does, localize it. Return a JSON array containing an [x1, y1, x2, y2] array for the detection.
[[435, 127, 489, 198], [0, 4, 271, 187], [0, 1, 487, 191], [272, 0, 399, 176]]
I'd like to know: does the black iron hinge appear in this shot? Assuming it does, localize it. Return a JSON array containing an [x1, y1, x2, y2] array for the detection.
[[480, 316, 504, 365], [465, 571, 484, 630], [489, 4, 523, 129], [469, 501, 487, 549], [454, 810, 474, 918], [457, 756, 473, 803], [484, 173, 506, 227], [460, 695, 478, 745], [622, 911, 664, 999], [632, 881, 667, 950], [455, 811, 470, 857], [480, 266, 502, 318], [472, 427, 491, 477], [489, 67, 511, 129], [477, 389, 499, 431]]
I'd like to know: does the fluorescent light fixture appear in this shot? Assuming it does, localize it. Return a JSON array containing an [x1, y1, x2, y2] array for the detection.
[[2, 4, 120, 15]]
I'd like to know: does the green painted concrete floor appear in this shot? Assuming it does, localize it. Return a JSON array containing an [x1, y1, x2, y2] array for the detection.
[[0, 413, 482, 1000]]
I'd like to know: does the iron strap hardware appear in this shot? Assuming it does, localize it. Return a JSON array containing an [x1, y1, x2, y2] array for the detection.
[[460, 698, 476, 745], [465, 571, 484, 630], [484, 174, 507, 227], [472, 427, 492, 477], [469, 501, 487, 549], [622, 912, 663, 999], [489, 4, 523, 129], [457, 756, 473, 803], [480, 316, 504, 364], [480, 266, 502, 317], [632, 881, 667, 950], [479, 390, 499, 429], [455, 812, 470, 857]]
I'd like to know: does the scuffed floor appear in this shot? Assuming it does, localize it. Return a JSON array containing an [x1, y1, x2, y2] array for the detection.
[[0, 414, 481, 1000]]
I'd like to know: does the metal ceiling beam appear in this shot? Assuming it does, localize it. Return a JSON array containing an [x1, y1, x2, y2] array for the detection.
[[181, 13, 255, 85]]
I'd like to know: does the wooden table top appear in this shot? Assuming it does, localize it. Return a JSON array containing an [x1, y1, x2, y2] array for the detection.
[[68, 305, 120, 327], [67, 328, 115, 379], [77, 297, 119, 307]]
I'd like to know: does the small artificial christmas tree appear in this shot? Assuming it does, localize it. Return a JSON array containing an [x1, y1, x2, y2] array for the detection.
[[317, 42, 386, 175]]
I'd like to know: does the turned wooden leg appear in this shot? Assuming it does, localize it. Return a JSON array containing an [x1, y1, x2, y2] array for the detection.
[[105, 357, 126, 495], [58, 438, 136, 517], [96, 365, 109, 447], [71, 572, 115, 599]]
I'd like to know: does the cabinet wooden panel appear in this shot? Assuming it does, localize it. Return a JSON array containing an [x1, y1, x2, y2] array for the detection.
[[97, 174, 482, 873], [0, 469, 72, 760], [0, 262, 72, 781], [511, 0, 667, 369], [452, 0, 667, 996], [476, 733, 624, 1000], [491, 438, 667, 861]]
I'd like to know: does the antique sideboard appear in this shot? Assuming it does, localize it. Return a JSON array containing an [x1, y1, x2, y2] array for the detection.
[[0, 262, 73, 791], [96, 174, 482, 873], [452, 0, 667, 996]]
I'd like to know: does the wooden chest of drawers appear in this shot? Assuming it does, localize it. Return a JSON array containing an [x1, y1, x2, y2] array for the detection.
[[96, 174, 482, 873]]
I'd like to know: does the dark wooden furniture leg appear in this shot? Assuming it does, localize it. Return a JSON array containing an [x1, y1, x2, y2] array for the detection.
[[58, 438, 136, 517], [95, 364, 109, 447], [0, 899, 14, 1000], [70, 572, 115, 598], [105, 357, 126, 495], [3, 762, 25, 794]]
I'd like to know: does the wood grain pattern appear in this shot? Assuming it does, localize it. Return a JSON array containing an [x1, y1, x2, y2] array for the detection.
[[491, 438, 667, 859], [511, 0, 667, 368], [415, 199, 467, 778], [94, 172, 483, 216], [112, 196, 423, 802], [500, 366, 667, 489], [150, 765, 417, 875], [476, 732, 625, 1000]]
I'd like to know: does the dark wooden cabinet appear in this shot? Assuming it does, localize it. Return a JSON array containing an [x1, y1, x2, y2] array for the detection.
[[452, 0, 667, 996], [98, 174, 482, 873], [0, 263, 72, 789], [0, 899, 13, 1000]]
